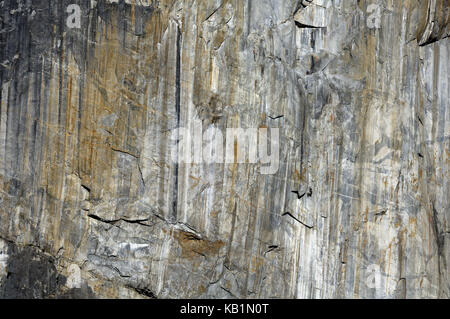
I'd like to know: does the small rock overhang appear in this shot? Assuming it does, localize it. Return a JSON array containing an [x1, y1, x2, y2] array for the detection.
[[417, 0, 450, 46]]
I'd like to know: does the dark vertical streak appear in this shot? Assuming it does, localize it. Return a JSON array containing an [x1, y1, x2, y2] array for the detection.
[[57, 0, 64, 127], [171, 25, 182, 220], [432, 204, 445, 291], [299, 86, 307, 187], [247, 0, 252, 36], [175, 25, 182, 140], [77, 0, 93, 175], [224, 201, 237, 269], [30, 70, 41, 200]]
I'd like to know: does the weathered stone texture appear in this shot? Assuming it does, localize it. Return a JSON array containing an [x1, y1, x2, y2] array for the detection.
[[0, 0, 448, 298]]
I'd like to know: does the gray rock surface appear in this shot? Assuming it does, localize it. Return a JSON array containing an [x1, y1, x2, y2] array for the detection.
[[0, 0, 448, 298]]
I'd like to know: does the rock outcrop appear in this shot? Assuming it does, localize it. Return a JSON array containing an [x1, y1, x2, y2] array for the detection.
[[0, 0, 448, 298]]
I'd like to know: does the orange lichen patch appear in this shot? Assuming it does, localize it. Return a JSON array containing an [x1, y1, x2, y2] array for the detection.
[[362, 236, 368, 250], [172, 230, 225, 259], [90, 281, 121, 299], [293, 168, 301, 182], [408, 217, 417, 238], [189, 175, 201, 188], [260, 113, 266, 121], [210, 210, 220, 218], [213, 30, 226, 50], [198, 284, 207, 295], [290, 167, 305, 184], [365, 206, 371, 222], [382, 176, 388, 188], [300, 168, 307, 182], [250, 255, 265, 273]]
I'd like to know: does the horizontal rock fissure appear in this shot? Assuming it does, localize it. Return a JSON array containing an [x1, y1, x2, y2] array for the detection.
[[282, 213, 314, 229]]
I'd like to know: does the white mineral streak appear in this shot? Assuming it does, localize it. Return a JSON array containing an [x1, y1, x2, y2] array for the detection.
[[0, 240, 8, 278], [66, 264, 82, 289]]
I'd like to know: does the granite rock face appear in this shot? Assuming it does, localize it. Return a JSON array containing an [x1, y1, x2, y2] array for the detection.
[[0, 0, 449, 298]]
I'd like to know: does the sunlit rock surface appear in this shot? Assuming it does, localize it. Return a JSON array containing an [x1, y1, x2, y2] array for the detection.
[[0, 0, 448, 298]]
